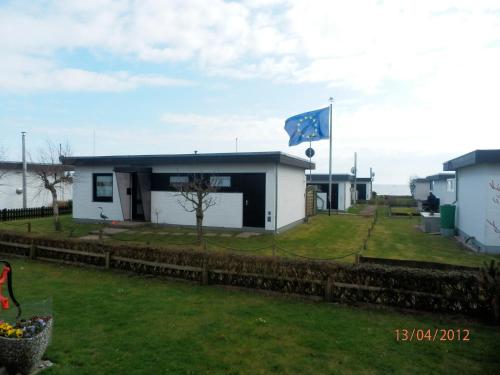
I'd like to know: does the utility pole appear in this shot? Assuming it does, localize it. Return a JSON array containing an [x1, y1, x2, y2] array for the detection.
[[21, 132, 27, 209], [353, 152, 357, 205]]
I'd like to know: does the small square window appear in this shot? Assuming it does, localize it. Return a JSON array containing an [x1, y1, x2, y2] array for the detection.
[[93, 173, 113, 202], [447, 179, 455, 193], [210, 176, 231, 187]]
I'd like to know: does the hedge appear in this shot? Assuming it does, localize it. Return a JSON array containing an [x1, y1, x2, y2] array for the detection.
[[0, 231, 494, 322]]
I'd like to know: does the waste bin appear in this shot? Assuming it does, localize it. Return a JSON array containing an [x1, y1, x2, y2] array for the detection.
[[440, 204, 455, 236]]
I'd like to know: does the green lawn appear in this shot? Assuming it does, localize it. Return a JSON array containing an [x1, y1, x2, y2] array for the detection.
[[0, 214, 372, 262], [1, 212, 499, 267], [2, 258, 498, 374], [364, 209, 500, 267], [390, 206, 418, 215]]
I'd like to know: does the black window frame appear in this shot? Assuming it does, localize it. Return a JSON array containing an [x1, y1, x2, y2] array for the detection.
[[93, 173, 113, 202]]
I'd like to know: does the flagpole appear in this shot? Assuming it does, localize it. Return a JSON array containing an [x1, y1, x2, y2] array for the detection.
[[308, 140, 312, 179], [328, 97, 333, 216]]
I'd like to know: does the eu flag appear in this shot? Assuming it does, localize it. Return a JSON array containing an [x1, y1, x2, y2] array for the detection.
[[284, 107, 330, 146]]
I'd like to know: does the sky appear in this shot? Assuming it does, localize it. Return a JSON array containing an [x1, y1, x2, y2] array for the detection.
[[0, 0, 499, 185]]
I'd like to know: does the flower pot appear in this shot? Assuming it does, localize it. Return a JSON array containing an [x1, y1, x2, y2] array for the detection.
[[0, 319, 52, 375]]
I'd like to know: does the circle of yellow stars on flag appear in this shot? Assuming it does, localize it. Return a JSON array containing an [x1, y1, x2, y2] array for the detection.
[[296, 115, 319, 138]]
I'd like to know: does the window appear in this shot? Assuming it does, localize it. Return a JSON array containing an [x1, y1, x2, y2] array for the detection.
[[93, 173, 113, 202], [210, 176, 231, 187], [170, 175, 189, 186], [447, 178, 455, 193]]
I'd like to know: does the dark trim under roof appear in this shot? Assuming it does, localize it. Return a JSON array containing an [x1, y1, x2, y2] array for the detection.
[[0, 161, 73, 172], [61, 152, 314, 170], [444, 149, 500, 171], [425, 173, 455, 181], [307, 174, 372, 183]]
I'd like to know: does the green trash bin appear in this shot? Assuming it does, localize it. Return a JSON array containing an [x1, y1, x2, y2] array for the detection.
[[440, 204, 456, 236]]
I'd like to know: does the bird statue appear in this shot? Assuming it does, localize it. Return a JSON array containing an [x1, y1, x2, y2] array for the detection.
[[98, 207, 109, 221]]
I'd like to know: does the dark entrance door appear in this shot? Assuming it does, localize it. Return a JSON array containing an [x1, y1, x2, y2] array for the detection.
[[239, 173, 266, 228], [356, 183, 367, 201], [131, 173, 145, 221], [318, 183, 338, 209]]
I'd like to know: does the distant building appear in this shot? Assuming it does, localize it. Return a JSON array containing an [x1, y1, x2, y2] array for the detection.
[[306, 174, 373, 211], [444, 149, 500, 254], [426, 173, 456, 205], [0, 162, 73, 209], [62, 152, 312, 233], [410, 177, 430, 201]]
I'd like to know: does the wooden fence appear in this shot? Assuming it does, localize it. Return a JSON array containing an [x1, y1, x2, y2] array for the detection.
[[0, 232, 491, 321], [0, 206, 72, 222]]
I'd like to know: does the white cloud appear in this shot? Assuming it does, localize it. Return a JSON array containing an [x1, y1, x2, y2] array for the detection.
[[1, 0, 500, 93]]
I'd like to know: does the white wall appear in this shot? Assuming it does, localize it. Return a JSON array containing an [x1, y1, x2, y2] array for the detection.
[[151, 191, 243, 228], [72, 166, 124, 221], [414, 181, 430, 201], [153, 163, 277, 231], [317, 192, 328, 210], [276, 164, 305, 229], [457, 164, 500, 250], [431, 179, 456, 205], [0, 169, 72, 209]]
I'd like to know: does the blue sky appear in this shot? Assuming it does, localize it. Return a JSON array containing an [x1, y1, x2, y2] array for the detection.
[[1, 0, 499, 184]]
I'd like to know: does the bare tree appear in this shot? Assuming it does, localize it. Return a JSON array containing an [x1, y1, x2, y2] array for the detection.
[[0, 145, 7, 183], [31, 141, 73, 231], [487, 179, 500, 237], [175, 174, 218, 243]]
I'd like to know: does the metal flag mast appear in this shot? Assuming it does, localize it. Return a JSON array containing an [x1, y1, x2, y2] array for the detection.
[[328, 97, 333, 216]]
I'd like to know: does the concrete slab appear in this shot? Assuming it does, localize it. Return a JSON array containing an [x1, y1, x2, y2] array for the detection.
[[204, 233, 218, 237], [220, 233, 233, 238], [79, 234, 109, 241], [101, 227, 130, 235], [235, 232, 261, 238]]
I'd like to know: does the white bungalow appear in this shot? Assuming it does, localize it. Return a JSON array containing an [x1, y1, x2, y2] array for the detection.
[[0, 162, 72, 209], [443, 149, 500, 254], [61, 152, 313, 233]]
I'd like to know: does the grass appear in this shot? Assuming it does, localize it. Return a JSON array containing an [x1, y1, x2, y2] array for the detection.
[[390, 206, 418, 215], [1, 211, 499, 267], [365, 208, 500, 267], [2, 258, 499, 374], [0, 214, 372, 262]]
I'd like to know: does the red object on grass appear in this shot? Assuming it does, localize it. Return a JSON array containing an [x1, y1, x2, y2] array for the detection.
[[0, 266, 11, 309]]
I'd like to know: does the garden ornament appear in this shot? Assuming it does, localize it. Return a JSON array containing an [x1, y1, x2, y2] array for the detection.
[[0, 260, 21, 320]]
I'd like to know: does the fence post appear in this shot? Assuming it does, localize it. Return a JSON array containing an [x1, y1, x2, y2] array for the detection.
[[202, 260, 209, 285], [354, 254, 360, 265], [104, 250, 111, 269], [324, 276, 334, 302], [29, 240, 36, 260]]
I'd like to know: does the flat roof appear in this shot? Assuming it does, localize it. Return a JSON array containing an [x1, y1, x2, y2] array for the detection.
[[443, 149, 500, 170], [425, 172, 455, 181], [61, 151, 314, 170], [0, 161, 73, 172], [307, 174, 372, 183]]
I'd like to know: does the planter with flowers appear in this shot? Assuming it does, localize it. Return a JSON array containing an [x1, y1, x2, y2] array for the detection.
[[0, 316, 53, 375]]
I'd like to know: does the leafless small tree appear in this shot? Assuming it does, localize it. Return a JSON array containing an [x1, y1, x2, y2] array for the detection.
[[0, 145, 7, 183], [175, 174, 218, 243], [487, 179, 500, 237], [31, 141, 73, 231]]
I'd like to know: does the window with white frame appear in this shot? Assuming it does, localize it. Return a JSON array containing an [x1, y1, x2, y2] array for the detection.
[[446, 178, 455, 192], [210, 176, 231, 187]]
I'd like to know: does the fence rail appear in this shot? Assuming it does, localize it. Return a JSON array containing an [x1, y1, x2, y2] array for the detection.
[[0, 233, 491, 321], [0, 206, 72, 222]]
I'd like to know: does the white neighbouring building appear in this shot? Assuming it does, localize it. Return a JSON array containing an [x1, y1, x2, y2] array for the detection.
[[426, 173, 456, 205], [0, 162, 73, 209], [410, 177, 431, 201], [306, 174, 373, 211], [443, 149, 500, 254], [61, 152, 313, 232]]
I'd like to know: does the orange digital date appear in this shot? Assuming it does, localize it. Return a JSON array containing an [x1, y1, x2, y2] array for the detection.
[[395, 328, 470, 342]]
